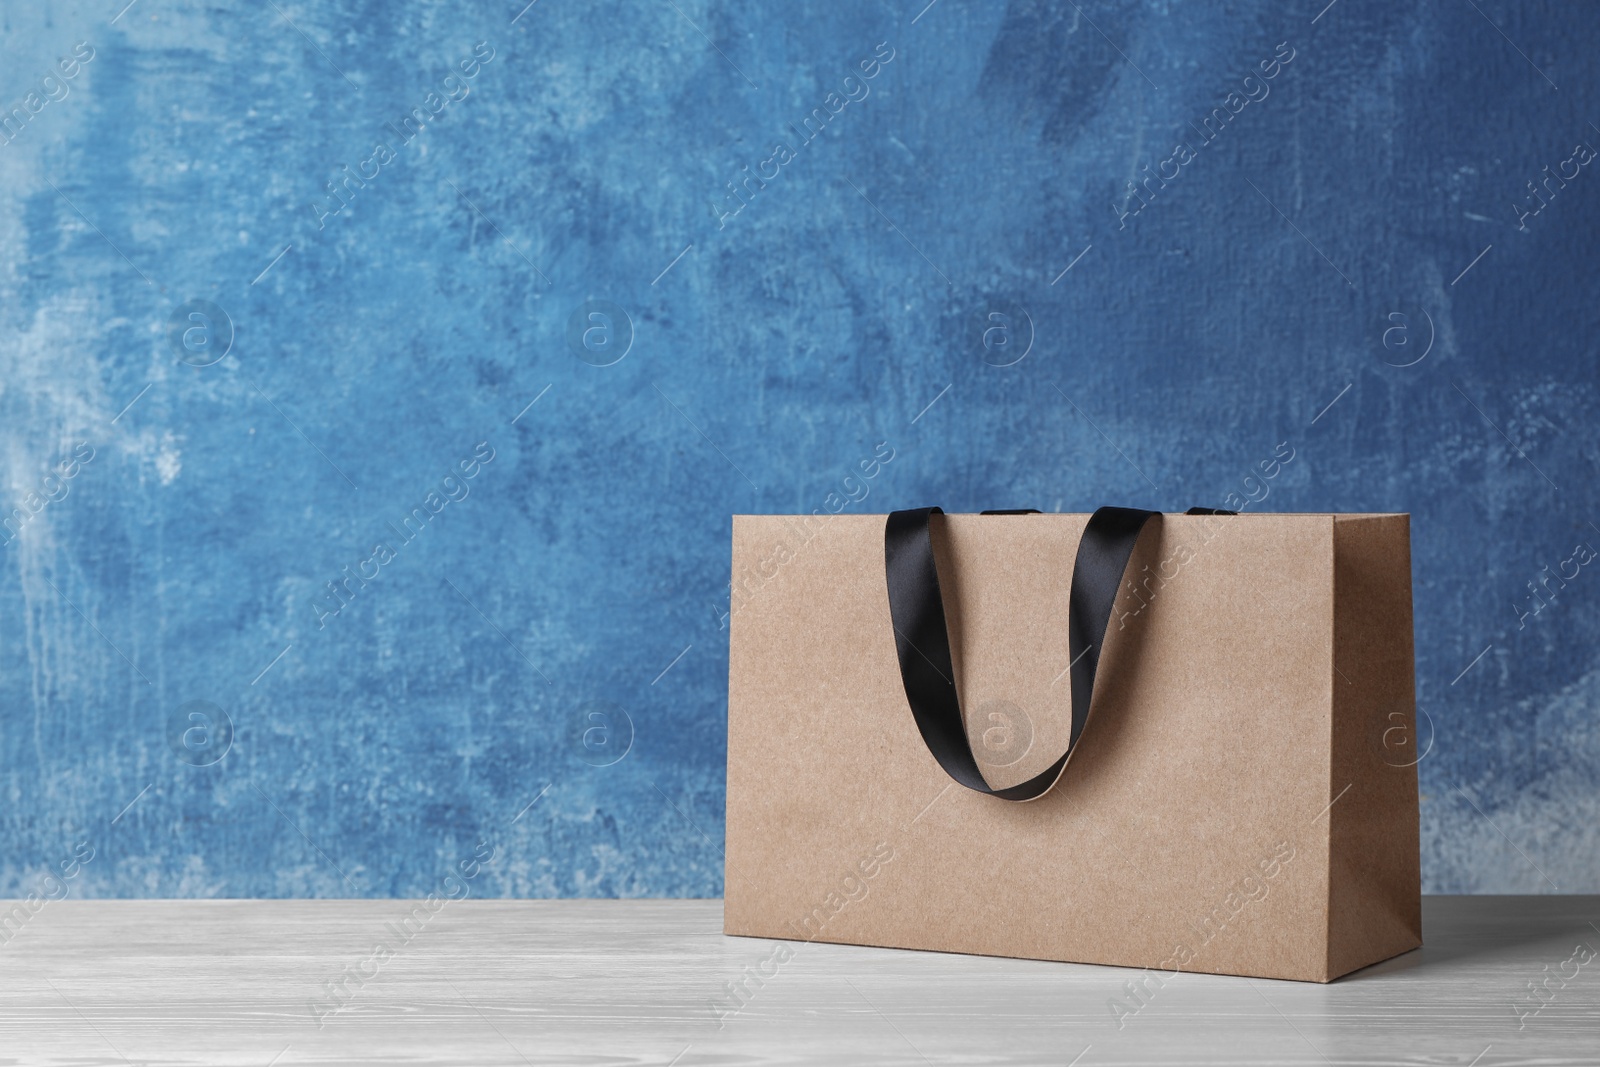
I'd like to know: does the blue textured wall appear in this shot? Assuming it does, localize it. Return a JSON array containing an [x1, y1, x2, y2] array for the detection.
[[1, 0, 1596, 898]]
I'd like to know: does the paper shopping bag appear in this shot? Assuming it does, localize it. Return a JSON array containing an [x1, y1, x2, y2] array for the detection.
[[723, 509, 1421, 982]]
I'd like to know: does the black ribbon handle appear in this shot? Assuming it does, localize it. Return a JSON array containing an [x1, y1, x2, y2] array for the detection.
[[885, 506, 1201, 802]]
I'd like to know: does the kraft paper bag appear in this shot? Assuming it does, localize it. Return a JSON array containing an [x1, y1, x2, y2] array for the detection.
[[724, 510, 1421, 983]]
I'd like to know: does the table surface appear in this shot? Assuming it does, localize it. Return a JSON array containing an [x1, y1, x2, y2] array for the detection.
[[0, 896, 1595, 1066]]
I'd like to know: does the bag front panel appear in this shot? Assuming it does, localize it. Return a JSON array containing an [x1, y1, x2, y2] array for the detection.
[[727, 513, 1343, 981]]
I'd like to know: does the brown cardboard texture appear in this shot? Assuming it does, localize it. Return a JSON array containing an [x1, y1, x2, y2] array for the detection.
[[724, 512, 1422, 983]]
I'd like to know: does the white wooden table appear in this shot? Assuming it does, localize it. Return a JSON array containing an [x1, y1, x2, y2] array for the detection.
[[0, 897, 1594, 1065]]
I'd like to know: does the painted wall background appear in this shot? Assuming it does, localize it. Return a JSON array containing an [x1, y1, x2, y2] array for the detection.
[[1, 0, 1596, 899]]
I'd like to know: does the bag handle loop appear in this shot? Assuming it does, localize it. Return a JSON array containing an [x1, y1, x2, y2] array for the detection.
[[883, 507, 1227, 801]]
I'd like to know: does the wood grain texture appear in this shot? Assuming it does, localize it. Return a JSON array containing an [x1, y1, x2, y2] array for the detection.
[[0, 896, 1594, 1065]]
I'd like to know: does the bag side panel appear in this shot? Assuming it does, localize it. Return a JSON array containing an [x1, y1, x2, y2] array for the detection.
[[1328, 514, 1424, 979]]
